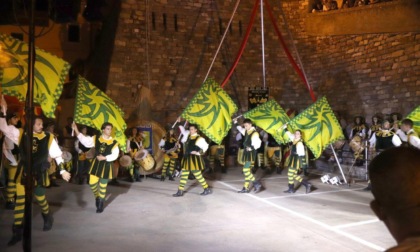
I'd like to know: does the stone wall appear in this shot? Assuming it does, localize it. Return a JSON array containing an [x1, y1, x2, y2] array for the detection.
[[106, 0, 419, 126]]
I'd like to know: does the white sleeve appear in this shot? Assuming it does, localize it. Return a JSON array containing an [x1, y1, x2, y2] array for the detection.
[[77, 133, 95, 148], [296, 142, 305, 156], [158, 139, 165, 149], [395, 129, 407, 142], [285, 131, 294, 142], [236, 125, 245, 136], [235, 132, 242, 141], [409, 135, 420, 149], [105, 145, 120, 162], [50, 138, 64, 165], [74, 140, 82, 153], [369, 134, 376, 148], [392, 135, 402, 147], [179, 125, 190, 143], [251, 132, 262, 149], [0, 117, 20, 145], [126, 139, 131, 152], [196, 137, 209, 153]]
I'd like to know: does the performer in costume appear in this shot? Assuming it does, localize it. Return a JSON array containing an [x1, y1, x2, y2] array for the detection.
[[159, 128, 179, 181], [125, 127, 142, 182], [265, 132, 282, 174], [235, 118, 263, 193], [2, 112, 21, 209], [45, 121, 61, 187], [400, 119, 420, 149], [74, 125, 92, 184], [390, 112, 402, 133], [364, 120, 402, 191], [281, 126, 312, 194], [208, 139, 226, 173], [0, 97, 71, 246], [72, 122, 119, 213], [349, 116, 367, 166], [173, 122, 211, 197], [368, 114, 382, 140]]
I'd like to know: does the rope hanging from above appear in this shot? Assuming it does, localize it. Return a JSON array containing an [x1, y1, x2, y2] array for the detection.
[[221, 0, 261, 88], [264, 0, 316, 102]]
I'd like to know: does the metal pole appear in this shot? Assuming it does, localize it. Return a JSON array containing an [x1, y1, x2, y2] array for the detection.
[[23, 0, 35, 251], [330, 144, 347, 184], [260, 0, 266, 89]]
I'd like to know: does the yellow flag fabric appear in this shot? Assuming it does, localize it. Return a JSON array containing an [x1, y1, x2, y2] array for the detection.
[[243, 100, 290, 144], [181, 78, 238, 145], [74, 76, 127, 152], [288, 96, 345, 159], [0, 33, 70, 118], [406, 106, 420, 134]]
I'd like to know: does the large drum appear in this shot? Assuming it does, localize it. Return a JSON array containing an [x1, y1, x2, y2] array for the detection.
[[134, 150, 155, 171], [119, 155, 133, 168], [349, 135, 364, 154]]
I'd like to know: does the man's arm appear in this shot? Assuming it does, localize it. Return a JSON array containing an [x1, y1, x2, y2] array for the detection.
[[105, 144, 119, 162], [49, 137, 71, 181]]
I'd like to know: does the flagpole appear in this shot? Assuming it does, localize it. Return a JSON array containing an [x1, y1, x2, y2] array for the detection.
[[330, 144, 348, 184], [23, 0, 36, 251]]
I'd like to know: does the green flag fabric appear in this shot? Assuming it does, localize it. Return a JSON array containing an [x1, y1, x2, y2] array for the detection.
[[406, 106, 420, 134], [181, 78, 238, 145], [288, 96, 345, 159], [0, 33, 70, 118], [74, 76, 127, 152], [243, 99, 290, 144]]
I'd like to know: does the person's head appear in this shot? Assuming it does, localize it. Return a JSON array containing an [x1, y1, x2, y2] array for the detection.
[[294, 130, 302, 140], [243, 119, 253, 130], [372, 114, 382, 125], [369, 147, 420, 243], [382, 120, 390, 130], [6, 112, 19, 126], [80, 125, 87, 135], [400, 118, 413, 133], [33, 117, 44, 134], [188, 124, 198, 134], [354, 116, 363, 125], [101, 122, 113, 137], [67, 117, 73, 125], [131, 127, 138, 136], [45, 121, 55, 133]]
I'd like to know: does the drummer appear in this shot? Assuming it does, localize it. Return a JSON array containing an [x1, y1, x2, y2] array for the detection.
[[349, 116, 367, 166], [365, 120, 402, 191], [159, 128, 179, 181], [125, 127, 142, 182], [72, 122, 119, 213]]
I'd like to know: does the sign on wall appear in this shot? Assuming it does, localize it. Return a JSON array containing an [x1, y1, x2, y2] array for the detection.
[[248, 87, 269, 110]]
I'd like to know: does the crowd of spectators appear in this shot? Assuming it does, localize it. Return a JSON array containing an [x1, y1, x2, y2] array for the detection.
[[311, 0, 393, 13]]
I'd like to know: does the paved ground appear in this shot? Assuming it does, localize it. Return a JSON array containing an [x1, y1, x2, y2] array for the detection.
[[0, 165, 396, 252]]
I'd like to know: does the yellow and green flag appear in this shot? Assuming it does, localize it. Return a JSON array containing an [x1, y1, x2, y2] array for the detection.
[[289, 96, 344, 159], [181, 78, 238, 145], [243, 99, 290, 144], [0, 33, 70, 118], [406, 106, 420, 134], [74, 76, 127, 152]]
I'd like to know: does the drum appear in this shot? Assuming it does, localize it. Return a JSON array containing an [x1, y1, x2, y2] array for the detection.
[[210, 145, 219, 156], [349, 135, 364, 154], [62, 151, 72, 163], [134, 150, 155, 171], [119, 155, 133, 168], [333, 140, 345, 150]]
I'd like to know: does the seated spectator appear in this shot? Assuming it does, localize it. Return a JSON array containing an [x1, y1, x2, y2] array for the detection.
[[322, 0, 338, 11], [369, 147, 420, 251]]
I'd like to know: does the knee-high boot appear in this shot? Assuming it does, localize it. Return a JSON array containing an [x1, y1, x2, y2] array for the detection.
[[8, 224, 23, 246]]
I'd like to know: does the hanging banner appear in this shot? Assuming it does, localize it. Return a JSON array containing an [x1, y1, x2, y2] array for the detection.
[[248, 87, 269, 109]]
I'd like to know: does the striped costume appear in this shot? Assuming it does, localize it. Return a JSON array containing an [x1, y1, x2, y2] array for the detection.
[[173, 125, 210, 197]]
